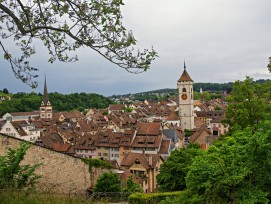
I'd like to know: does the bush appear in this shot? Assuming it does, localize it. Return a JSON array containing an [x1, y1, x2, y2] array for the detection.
[[128, 191, 182, 204], [94, 172, 121, 193]]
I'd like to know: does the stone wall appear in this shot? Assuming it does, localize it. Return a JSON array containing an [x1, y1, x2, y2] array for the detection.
[[0, 134, 91, 195]]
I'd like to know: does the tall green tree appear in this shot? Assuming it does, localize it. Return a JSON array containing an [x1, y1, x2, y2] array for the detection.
[[224, 77, 271, 132], [156, 143, 202, 192], [0, 0, 157, 88], [0, 142, 41, 189], [2, 88, 9, 94], [94, 172, 121, 192]]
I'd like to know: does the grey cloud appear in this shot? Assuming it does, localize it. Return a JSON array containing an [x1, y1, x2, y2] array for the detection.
[[0, 0, 271, 95]]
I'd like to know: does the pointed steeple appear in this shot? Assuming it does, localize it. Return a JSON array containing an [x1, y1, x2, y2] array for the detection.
[[41, 75, 50, 106], [184, 61, 186, 70], [177, 61, 193, 82]]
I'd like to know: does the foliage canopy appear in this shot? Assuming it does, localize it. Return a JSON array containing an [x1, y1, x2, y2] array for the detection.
[[223, 77, 271, 132], [156, 143, 202, 192], [0, 91, 112, 117], [94, 172, 121, 192], [186, 122, 271, 203]]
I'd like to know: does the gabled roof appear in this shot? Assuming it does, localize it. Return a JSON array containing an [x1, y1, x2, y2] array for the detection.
[[166, 111, 180, 121], [75, 133, 96, 150], [189, 126, 211, 143], [53, 143, 71, 152], [121, 152, 162, 170], [62, 111, 84, 119], [40, 131, 64, 149], [131, 135, 162, 148], [108, 104, 125, 111], [10, 120, 28, 136], [8, 111, 40, 117], [137, 122, 161, 136], [158, 139, 171, 154], [95, 129, 123, 147]]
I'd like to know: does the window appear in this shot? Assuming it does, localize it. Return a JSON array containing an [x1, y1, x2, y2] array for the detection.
[[133, 147, 141, 151], [6, 128, 10, 132], [85, 150, 88, 153], [103, 153, 108, 157], [115, 154, 119, 158], [98, 153, 101, 156], [182, 87, 186, 92], [135, 160, 140, 164]]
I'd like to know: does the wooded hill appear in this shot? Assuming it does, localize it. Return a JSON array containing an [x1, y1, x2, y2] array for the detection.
[[0, 92, 112, 117], [110, 79, 270, 101]]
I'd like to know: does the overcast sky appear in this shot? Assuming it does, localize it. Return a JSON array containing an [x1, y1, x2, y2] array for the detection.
[[1, 0, 271, 96]]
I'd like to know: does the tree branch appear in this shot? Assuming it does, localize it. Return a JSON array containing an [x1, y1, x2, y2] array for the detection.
[[0, 3, 26, 35]]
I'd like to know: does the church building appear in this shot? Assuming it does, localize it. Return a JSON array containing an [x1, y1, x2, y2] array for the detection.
[[177, 62, 194, 130], [40, 76, 52, 119]]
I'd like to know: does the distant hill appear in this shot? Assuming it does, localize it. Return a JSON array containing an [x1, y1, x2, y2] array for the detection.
[[134, 88, 177, 95], [110, 79, 270, 101]]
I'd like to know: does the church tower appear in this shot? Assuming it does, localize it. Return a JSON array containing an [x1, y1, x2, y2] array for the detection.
[[177, 62, 194, 130], [40, 76, 52, 119]]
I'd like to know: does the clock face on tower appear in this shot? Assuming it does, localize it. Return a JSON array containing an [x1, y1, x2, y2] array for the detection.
[[181, 94, 187, 100]]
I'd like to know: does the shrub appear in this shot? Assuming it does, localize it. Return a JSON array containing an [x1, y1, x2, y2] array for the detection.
[[128, 191, 182, 204]]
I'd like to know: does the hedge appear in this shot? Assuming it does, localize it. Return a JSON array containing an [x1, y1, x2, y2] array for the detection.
[[128, 191, 182, 204]]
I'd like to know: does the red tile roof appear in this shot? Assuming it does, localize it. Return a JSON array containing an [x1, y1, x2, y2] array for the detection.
[[137, 122, 161, 136], [53, 143, 71, 152], [158, 140, 170, 154], [121, 152, 162, 170]]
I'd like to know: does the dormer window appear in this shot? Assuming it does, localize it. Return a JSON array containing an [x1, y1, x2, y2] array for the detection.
[[135, 159, 140, 164]]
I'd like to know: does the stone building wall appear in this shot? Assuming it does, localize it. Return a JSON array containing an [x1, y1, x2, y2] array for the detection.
[[0, 134, 91, 195]]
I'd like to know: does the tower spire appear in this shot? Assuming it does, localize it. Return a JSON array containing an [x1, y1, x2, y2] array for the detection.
[[42, 75, 49, 106], [40, 74, 52, 119], [184, 61, 186, 70]]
